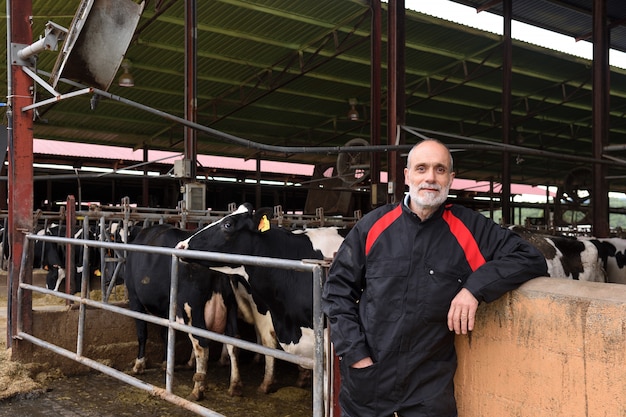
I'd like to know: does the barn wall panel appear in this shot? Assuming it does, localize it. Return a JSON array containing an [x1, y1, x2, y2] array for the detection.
[[455, 277, 626, 417]]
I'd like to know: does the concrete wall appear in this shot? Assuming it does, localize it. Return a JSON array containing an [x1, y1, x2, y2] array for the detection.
[[455, 277, 626, 417]]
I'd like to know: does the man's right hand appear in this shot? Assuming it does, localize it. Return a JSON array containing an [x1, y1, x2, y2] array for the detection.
[[351, 357, 374, 368]]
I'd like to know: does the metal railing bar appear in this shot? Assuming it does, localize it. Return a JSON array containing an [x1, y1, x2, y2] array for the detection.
[[166, 255, 178, 393], [26, 233, 320, 273], [19, 282, 316, 368], [15, 332, 226, 417]]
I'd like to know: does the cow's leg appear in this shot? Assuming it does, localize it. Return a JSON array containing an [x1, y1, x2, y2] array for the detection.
[[128, 293, 149, 374], [218, 343, 230, 366], [132, 318, 149, 374], [254, 312, 277, 393], [187, 349, 196, 369], [51, 267, 66, 292], [296, 366, 312, 388], [158, 325, 168, 370], [187, 334, 209, 401], [224, 343, 242, 397]]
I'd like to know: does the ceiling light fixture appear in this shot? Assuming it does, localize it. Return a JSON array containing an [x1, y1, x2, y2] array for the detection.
[[347, 98, 359, 121], [118, 59, 134, 87]]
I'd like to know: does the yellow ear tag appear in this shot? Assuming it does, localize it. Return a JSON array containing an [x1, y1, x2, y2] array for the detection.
[[258, 215, 270, 232]]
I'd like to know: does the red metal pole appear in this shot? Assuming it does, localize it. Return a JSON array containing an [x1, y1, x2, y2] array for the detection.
[[7, 0, 34, 353], [370, 0, 382, 208], [501, 0, 512, 225], [387, 0, 406, 204], [184, 0, 198, 180], [592, 0, 610, 237]]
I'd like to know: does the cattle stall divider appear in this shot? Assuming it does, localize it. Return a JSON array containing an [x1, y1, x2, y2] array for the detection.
[[14, 232, 330, 417]]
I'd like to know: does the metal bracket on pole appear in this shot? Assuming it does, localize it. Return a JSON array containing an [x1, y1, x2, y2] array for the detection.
[[10, 43, 33, 67], [11, 21, 68, 65]]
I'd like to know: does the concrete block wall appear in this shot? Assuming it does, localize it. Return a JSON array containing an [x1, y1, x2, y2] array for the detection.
[[455, 277, 626, 417]]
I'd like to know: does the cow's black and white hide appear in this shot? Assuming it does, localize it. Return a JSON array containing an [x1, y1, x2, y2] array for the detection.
[[124, 224, 242, 401], [510, 226, 606, 282], [177, 203, 349, 390], [35, 224, 102, 292], [217, 268, 280, 393], [581, 237, 626, 284], [100, 220, 145, 289]]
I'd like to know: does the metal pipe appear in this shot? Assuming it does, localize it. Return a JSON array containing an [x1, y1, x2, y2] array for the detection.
[[99, 215, 106, 298], [15, 332, 225, 417], [15, 233, 32, 341], [166, 255, 179, 393], [22, 233, 320, 366], [28, 69, 626, 174], [32, 69, 410, 156], [312, 263, 325, 417], [76, 215, 90, 357], [402, 125, 626, 167]]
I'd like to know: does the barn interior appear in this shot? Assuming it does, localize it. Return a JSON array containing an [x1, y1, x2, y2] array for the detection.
[[3, 2, 626, 416], [2, 0, 626, 231]]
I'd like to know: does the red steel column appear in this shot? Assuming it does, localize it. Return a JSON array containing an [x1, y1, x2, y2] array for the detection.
[[592, 0, 610, 237], [7, 0, 34, 352], [387, 0, 406, 204], [370, 0, 382, 207], [501, 0, 512, 225], [184, 0, 198, 180]]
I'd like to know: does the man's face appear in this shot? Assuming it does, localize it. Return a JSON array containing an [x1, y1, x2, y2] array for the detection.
[[404, 141, 455, 210]]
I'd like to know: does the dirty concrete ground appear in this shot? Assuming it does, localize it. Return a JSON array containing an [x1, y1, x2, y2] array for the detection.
[[0, 270, 313, 417], [0, 359, 311, 417]]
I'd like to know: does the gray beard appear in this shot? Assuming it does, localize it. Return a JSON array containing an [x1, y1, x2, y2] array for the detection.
[[409, 187, 448, 209]]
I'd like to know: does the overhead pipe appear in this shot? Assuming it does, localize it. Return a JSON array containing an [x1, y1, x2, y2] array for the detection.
[[27, 69, 626, 169]]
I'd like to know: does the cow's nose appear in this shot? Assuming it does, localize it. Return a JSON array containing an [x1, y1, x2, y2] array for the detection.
[[176, 241, 188, 250]]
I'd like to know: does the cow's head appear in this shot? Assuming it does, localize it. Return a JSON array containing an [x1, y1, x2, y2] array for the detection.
[[177, 203, 273, 266]]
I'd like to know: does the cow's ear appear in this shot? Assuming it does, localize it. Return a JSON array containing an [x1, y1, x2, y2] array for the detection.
[[253, 207, 273, 233], [257, 215, 270, 232]]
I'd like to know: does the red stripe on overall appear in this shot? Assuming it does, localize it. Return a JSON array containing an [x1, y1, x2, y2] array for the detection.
[[365, 204, 403, 256], [442, 205, 486, 272]]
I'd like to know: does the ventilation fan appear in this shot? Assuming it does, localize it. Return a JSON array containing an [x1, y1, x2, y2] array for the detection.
[[336, 138, 371, 186], [554, 167, 592, 226], [562, 167, 592, 205]]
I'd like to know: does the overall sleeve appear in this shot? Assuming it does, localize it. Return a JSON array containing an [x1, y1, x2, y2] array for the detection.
[[460, 209, 549, 302], [321, 225, 370, 365]]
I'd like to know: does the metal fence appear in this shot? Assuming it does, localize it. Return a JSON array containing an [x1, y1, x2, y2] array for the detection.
[[13, 232, 330, 417]]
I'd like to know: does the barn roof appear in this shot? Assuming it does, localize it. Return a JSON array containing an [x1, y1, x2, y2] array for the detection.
[[2, 0, 626, 192]]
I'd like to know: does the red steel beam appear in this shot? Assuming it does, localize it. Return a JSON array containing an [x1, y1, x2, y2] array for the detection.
[[7, 0, 34, 353]]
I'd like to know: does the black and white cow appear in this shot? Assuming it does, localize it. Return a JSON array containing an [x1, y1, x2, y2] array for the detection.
[[35, 224, 101, 292], [100, 220, 145, 290], [176, 203, 348, 389], [124, 224, 242, 400], [510, 226, 606, 282], [582, 237, 626, 284]]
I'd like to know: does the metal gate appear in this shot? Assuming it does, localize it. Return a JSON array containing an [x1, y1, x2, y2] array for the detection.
[[11, 230, 330, 417]]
